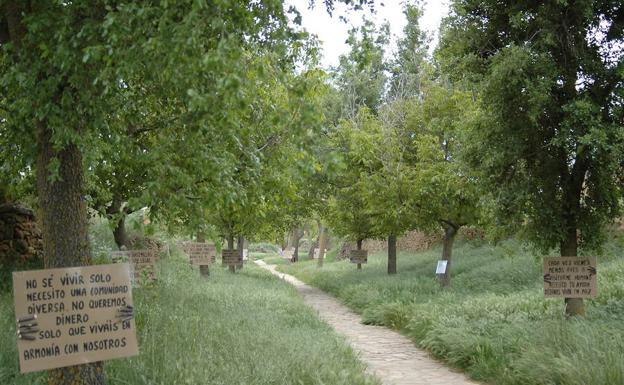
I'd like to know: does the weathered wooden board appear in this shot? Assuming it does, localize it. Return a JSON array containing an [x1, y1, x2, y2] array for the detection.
[[12, 264, 138, 373], [349, 250, 368, 264], [543, 256, 597, 298]]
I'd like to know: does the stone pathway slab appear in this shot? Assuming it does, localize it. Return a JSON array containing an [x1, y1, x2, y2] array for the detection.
[[255, 260, 482, 385]]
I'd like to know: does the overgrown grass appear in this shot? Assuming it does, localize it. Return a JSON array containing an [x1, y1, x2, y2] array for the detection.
[[278, 237, 624, 385], [0, 249, 379, 385]]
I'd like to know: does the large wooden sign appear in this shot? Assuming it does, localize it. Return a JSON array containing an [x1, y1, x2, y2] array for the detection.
[[111, 249, 157, 283], [186, 242, 217, 265], [349, 250, 368, 264], [222, 249, 242, 266], [543, 256, 597, 298], [12, 263, 139, 374]]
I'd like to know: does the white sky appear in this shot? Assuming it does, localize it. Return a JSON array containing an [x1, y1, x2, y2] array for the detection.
[[286, 0, 451, 69]]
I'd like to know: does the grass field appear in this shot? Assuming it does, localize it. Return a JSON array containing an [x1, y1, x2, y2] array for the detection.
[[277, 235, 624, 385], [0, 248, 379, 385]]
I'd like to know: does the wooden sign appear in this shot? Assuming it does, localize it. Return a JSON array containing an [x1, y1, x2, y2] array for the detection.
[[199, 264, 210, 277], [349, 250, 368, 264], [111, 249, 157, 283], [222, 249, 242, 266], [184, 243, 217, 265], [543, 256, 597, 298], [12, 263, 139, 373]]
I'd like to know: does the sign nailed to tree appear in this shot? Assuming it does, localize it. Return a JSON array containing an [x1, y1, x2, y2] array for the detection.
[[349, 250, 368, 264], [185, 242, 217, 265], [543, 256, 597, 298], [12, 263, 139, 373], [222, 249, 242, 266]]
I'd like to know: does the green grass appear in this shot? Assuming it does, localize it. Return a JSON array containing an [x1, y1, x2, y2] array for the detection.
[[277, 236, 624, 385], [0, 249, 379, 385]]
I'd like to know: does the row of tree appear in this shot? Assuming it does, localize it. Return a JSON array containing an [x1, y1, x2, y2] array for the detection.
[[312, 0, 623, 321], [1, 1, 623, 383]]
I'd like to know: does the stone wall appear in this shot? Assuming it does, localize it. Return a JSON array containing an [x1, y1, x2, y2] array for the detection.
[[0, 203, 43, 266], [337, 227, 486, 259]]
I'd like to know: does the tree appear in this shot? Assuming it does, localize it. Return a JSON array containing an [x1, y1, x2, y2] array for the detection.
[[325, 109, 382, 266], [1, 1, 318, 383], [405, 82, 481, 286], [333, 18, 389, 117], [438, 1, 624, 313]]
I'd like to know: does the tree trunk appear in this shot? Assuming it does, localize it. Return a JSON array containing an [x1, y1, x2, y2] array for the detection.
[[439, 222, 458, 288], [387, 234, 397, 275], [227, 234, 235, 272], [37, 126, 106, 384], [292, 228, 303, 262], [112, 215, 128, 250], [307, 239, 318, 260], [317, 224, 327, 268], [197, 232, 205, 243], [237, 235, 244, 270], [356, 238, 363, 270], [561, 227, 584, 316]]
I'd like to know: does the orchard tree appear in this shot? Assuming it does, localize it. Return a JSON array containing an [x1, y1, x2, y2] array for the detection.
[[438, 1, 624, 313], [405, 82, 481, 287], [1, 1, 319, 383], [333, 18, 389, 117]]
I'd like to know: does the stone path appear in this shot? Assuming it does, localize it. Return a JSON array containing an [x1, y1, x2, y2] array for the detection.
[[255, 260, 481, 385]]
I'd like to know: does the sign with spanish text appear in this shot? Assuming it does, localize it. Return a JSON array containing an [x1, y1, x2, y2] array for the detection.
[[111, 249, 157, 283], [186, 242, 217, 263], [543, 256, 597, 298], [349, 250, 368, 264], [222, 250, 242, 266], [12, 264, 139, 373]]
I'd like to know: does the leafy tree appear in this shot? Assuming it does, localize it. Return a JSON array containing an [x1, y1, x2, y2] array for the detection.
[[438, 1, 624, 313], [388, 2, 429, 100], [1, 1, 317, 383], [334, 18, 389, 117], [405, 82, 481, 286]]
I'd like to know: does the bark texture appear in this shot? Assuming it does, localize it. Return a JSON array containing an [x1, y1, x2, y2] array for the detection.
[[439, 222, 458, 288], [37, 126, 106, 384], [317, 224, 327, 268], [356, 238, 362, 270], [561, 227, 584, 316], [387, 234, 397, 275]]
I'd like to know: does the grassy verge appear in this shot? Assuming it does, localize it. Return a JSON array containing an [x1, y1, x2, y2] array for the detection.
[[0, 249, 379, 385], [277, 237, 624, 385]]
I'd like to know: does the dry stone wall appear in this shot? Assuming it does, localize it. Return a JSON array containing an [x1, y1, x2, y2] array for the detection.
[[0, 203, 43, 266]]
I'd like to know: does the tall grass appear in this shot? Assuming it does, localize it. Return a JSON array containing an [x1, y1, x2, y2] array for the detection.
[[278, 237, 624, 385], [0, 249, 379, 385]]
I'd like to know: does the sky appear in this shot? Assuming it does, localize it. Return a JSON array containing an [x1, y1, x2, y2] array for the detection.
[[285, 0, 451, 69]]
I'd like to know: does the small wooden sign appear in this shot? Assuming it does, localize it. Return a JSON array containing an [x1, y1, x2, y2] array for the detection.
[[222, 250, 242, 266], [184, 242, 217, 264], [199, 264, 210, 277], [543, 256, 597, 298], [111, 249, 157, 283], [12, 263, 139, 373], [349, 250, 368, 264]]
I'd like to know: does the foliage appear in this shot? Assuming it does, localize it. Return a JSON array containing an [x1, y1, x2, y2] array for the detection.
[[0, 248, 379, 385], [279, 237, 624, 385], [437, 0, 624, 254]]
